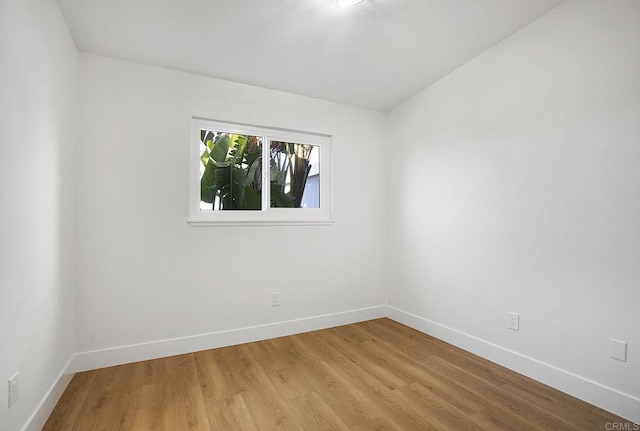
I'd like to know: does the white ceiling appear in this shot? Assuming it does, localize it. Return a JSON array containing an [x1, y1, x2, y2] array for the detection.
[[56, 0, 564, 112]]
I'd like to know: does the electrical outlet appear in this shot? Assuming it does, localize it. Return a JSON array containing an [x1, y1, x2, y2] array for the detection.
[[610, 339, 627, 362], [8, 373, 19, 408], [272, 292, 281, 306], [507, 312, 519, 331]]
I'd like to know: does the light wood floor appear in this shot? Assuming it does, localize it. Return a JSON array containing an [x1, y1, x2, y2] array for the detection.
[[44, 318, 632, 430]]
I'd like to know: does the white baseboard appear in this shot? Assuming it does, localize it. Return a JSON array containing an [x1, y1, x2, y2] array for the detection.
[[386, 306, 640, 425], [69, 305, 387, 373], [21, 356, 75, 431]]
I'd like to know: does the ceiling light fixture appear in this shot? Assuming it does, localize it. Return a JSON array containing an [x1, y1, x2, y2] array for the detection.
[[334, 0, 364, 8]]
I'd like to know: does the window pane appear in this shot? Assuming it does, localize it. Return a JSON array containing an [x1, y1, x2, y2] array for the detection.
[[269, 141, 320, 208], [199, 130, 263, 211]]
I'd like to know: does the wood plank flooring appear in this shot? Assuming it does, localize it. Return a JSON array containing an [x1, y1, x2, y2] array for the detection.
[[43, 318, 633, 430]]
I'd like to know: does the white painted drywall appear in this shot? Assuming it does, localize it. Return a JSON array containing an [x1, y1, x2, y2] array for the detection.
[[74, 53, 387, 353], [387, 0, 640, 418], [0, 0, 77, 429]]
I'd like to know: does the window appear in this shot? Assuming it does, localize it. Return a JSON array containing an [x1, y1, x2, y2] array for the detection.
[[189, 118, 333, 226]]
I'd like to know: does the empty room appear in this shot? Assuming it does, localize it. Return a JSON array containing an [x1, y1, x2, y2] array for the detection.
[[1, 0, 639, 429]]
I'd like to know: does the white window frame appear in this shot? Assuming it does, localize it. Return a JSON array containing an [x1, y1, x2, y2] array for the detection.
[[189, 118, 333, 226]]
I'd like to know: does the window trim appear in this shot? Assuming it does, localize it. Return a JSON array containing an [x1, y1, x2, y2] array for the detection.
[[188, 118, 334, 227]]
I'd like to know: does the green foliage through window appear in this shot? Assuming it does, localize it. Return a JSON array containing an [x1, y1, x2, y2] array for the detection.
[[199, 130, 318, 211]]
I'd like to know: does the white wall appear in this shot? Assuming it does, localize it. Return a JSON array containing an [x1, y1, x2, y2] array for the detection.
[[387, 0, 640, 422], [74, 54, 387, 357], [0, 0, 77, 429]]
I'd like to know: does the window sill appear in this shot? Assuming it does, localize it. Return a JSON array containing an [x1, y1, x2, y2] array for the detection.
[[187, 219, 334, 227]]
